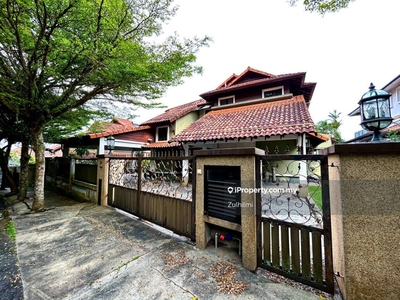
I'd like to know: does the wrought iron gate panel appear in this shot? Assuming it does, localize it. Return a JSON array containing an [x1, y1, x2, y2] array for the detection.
[[258, 154, 333, 294]]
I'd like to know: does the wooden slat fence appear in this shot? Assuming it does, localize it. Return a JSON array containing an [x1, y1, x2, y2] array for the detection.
[[108, 184, 193, 238], [108, 156, 195, 240], [261, 217, 329, 291]]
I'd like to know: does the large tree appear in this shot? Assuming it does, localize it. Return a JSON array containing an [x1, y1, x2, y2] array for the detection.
[[0, 0, 210, 211], [289, 0, 355, 14]]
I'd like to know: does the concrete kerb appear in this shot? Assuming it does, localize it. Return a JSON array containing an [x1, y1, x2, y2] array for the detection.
[[9, 191, 321, 299]]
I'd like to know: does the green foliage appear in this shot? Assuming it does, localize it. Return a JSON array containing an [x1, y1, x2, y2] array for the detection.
[[6, 221, 16, 241], [74, 147, 90, 157], [316, 110, 344, 143], [0, 0, 210, 130], [44, 107, 110, 143], [289, 0, 355, 14], [8, 149, 35, 165], [386, 129, 400, 141], [0, 0, 210, 209], [87, 120, 107, 134]]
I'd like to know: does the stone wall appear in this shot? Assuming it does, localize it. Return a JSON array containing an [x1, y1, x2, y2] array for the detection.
[[321, 143, 400, 300]]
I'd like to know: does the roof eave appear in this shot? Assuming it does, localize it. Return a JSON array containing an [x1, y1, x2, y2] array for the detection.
[[200, 73, 307, 99]]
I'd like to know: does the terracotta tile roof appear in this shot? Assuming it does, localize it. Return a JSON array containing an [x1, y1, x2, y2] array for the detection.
[[170, 96, 316, 143], [88, 118, 150, 139], [141, 141, 181, 149], [141, 99, 207, 125], [308, 132, 329, 142]]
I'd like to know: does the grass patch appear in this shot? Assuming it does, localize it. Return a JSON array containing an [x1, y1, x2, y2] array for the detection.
[[6, 220, 16, 241], [308, 186, 322, 211]]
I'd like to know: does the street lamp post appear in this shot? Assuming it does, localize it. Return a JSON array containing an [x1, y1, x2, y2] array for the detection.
[[358, 83, 393, 142]]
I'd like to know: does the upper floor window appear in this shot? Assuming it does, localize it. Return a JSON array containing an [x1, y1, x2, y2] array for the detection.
[[395, 87, 400, 104], [218, 96, 235, 106], [156, 126, 169, 142], [262, 86, 284, 98]]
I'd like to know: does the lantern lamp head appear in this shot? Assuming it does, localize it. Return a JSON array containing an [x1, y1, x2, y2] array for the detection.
[[106, 135, 115, 154], [358, 83, 392, 142]]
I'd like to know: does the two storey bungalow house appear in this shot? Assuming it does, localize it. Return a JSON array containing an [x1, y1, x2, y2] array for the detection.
[[169, 67, 326, 155]]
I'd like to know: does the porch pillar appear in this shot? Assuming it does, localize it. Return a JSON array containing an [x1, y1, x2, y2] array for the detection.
[[96, 155, 109, 206], [182, 144, 189, 186], [321, 143, 400, 300], [98, 137, 105, 155]]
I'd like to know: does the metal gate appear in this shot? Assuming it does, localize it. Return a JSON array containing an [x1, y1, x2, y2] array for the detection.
[[257, 154, 333, 294]]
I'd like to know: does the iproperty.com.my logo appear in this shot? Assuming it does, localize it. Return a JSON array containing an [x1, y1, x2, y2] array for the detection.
[[227, 187, 298, 194]]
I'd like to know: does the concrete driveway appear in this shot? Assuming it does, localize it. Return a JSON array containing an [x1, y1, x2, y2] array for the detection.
[[9, 191, 323, 300]]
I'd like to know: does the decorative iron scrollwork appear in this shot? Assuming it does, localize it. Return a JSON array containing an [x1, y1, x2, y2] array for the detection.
[[261, 157, 323, 228]]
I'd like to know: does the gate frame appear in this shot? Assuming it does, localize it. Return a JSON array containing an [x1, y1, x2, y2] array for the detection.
[[256, 154, 334, 294]]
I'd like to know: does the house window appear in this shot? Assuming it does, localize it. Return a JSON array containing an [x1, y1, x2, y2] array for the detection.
[[156, 126, 169, 142], [396, 87, 400, 104], [218, 96, 235, 106], [262, 86, 283, 98]]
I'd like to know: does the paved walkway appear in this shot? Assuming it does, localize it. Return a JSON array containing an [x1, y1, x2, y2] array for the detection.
[[5, 191, 326, 299]]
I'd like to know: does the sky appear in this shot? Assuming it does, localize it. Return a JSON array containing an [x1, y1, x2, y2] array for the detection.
[[133, 0, 400, 141]]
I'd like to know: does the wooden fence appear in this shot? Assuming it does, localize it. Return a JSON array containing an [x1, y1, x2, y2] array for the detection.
[[107, 157, 195, 240], [108, 184, 193, 238]]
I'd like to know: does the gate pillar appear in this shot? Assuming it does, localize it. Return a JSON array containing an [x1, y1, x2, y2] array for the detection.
[[194, 148, 263, 271], [322, 143, 400, 300], [96, 155, 109, 206]]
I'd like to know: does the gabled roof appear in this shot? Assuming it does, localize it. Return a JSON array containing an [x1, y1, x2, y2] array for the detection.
[[200, 67, 316, 103], [349, 75, 400, 117], [382, 74, 400, 90], [141, 99, 207, 126], [87, 118, 150, 139], [170, 95, 316, 143], [216, 67, 275, 89], [217, 73, 238, 89]]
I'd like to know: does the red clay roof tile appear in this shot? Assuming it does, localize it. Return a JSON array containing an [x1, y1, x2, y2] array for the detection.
[[87, 118, 150, 139], [141, 141, 181, 149], [170, 96, 316, 143], [141, 99, 207, 125]]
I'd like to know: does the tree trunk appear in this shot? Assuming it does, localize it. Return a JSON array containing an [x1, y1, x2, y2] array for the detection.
[[0, 142, 18, 194], [18, 140, 30, 201], [32, 128, 45, 211]]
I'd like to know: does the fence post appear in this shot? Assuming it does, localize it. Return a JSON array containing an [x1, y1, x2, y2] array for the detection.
[[96, 155, 109, 206]]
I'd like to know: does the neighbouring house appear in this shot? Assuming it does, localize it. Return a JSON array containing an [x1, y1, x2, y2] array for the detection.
[[140, 99, 209, 156], [169, 67, 327, 155], [61, 117, 153, 157], [347, 74, 400, 142]]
